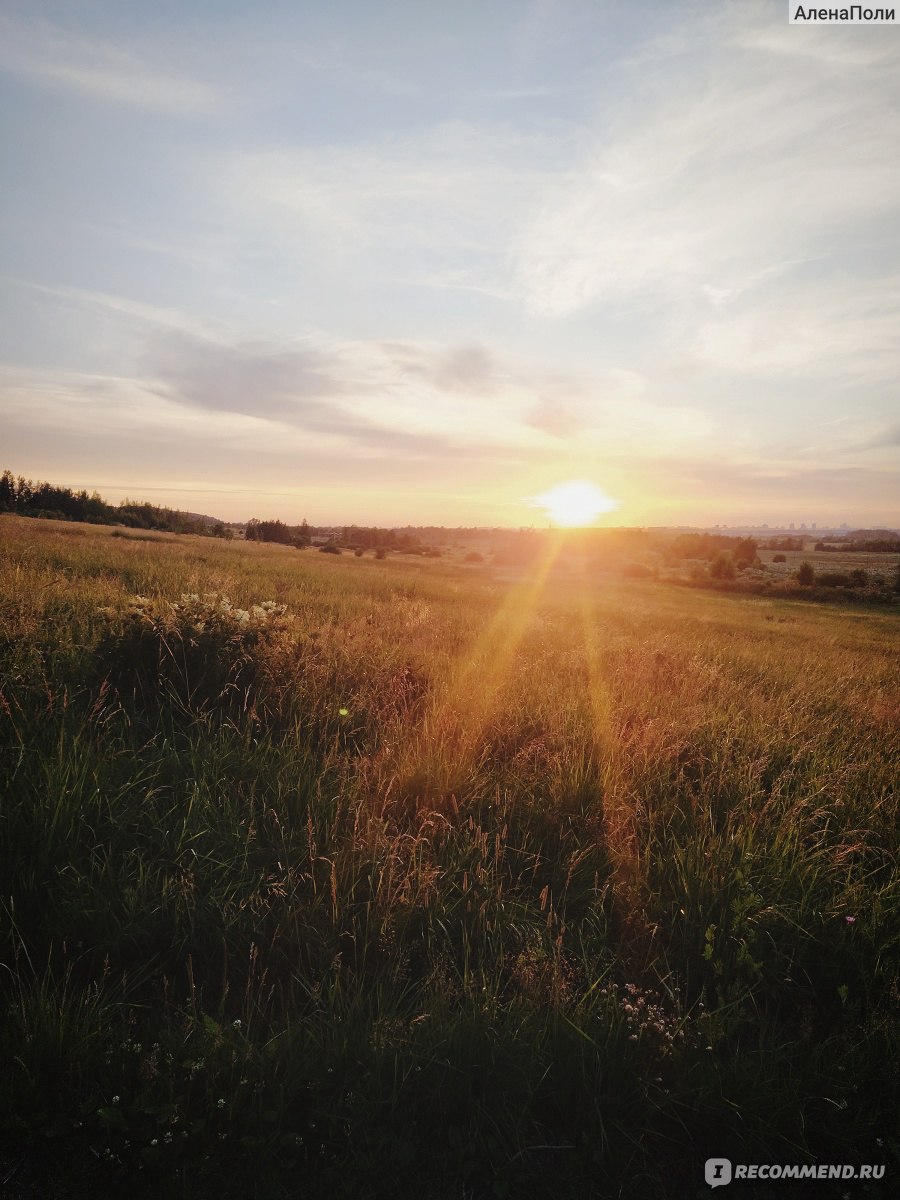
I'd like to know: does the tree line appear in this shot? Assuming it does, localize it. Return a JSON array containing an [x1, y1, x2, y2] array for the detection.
[[245, 519, 438, 553], [0, 470, 232, 537]]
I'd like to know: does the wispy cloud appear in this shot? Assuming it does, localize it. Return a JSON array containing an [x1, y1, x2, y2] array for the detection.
[[689, 276, 900, 381], [224, 119, 567, 286], [511, 6, 900, 318], [0, 15, 220, 114]]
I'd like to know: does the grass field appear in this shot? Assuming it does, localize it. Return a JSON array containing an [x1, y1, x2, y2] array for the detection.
[[1, 514, 898, 1198]]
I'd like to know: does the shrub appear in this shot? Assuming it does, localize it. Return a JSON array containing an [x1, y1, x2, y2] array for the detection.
[[354, 547, 364, 557], [797, 561, 815, 585], [819, 572, 851, 587], [772, 553, 787, 563], [849, 568, 867, 587], [320, 544, 341, 555], [374, 547, 387, 560]]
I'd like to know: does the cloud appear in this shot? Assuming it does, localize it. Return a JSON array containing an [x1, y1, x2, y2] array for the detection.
[[147, 330, 346, 419], [8, 279, 218, 340], [224, 119, 565, 291], [842, 422, 900, 453], [143, 326, 531, 454], [625, 451, 898, 523], [512, 7, 900, 317], [870, 424, 900, 448], [0, 15, 219, 114], [381, 341, 500, 394], [689, 276, 900, 380]]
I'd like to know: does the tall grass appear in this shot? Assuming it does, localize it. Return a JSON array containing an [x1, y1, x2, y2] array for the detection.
[[1, 515, 898, 1197]]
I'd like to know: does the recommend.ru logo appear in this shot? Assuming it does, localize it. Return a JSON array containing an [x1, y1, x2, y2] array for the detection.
[[705, 1159, 732, 1188], [704, 1158, 886, 1186]]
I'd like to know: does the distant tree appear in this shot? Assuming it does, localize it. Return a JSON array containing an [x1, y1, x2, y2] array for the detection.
[[733, 536, 758, 569], [15, 476, 34, 511], [710, 552, 736, 580], [247, 519, 293, 545], [798, 561, 815, 586], [0, 469, 15, 511]]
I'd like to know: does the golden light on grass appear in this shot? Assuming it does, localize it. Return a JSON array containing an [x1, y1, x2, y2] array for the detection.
[[396, 534, 565, 805], [529, 480, 619, 527]]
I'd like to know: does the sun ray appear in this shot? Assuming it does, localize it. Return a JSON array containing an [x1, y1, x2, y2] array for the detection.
[[573, 558, 644, 928], [390, 534, 565, 810]]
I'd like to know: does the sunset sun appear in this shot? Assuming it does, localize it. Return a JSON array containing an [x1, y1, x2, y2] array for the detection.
[[530, 480, 620, 527]]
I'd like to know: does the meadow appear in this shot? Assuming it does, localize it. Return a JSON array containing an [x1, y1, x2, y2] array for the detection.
[[1, 515, 898, 1199]]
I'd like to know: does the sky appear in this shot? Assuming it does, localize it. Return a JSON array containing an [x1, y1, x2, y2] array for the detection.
[[1, 0, 898, 528]]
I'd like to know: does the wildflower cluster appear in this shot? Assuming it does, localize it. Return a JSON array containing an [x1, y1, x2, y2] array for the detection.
[[104, 592, 287, 634], [602, 981, 707, 1065], [94, 593, 289, 719], [171, 593, 287, 629]]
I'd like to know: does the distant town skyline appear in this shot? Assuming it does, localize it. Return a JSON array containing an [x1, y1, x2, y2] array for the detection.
[[1, 1, 898, 527]]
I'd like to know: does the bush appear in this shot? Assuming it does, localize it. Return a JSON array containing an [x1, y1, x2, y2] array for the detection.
[[797, 561, 815, 585], [819, 572, 851, 588], [773, 553, 787, 563], [374, 547, 387, 560], [354, 547, 364, 557], [320, 544, 341, 555], [849, 568, 868, 587]]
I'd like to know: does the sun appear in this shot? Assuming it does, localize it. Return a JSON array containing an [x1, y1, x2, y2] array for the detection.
[[530, 480, 619, 527]]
